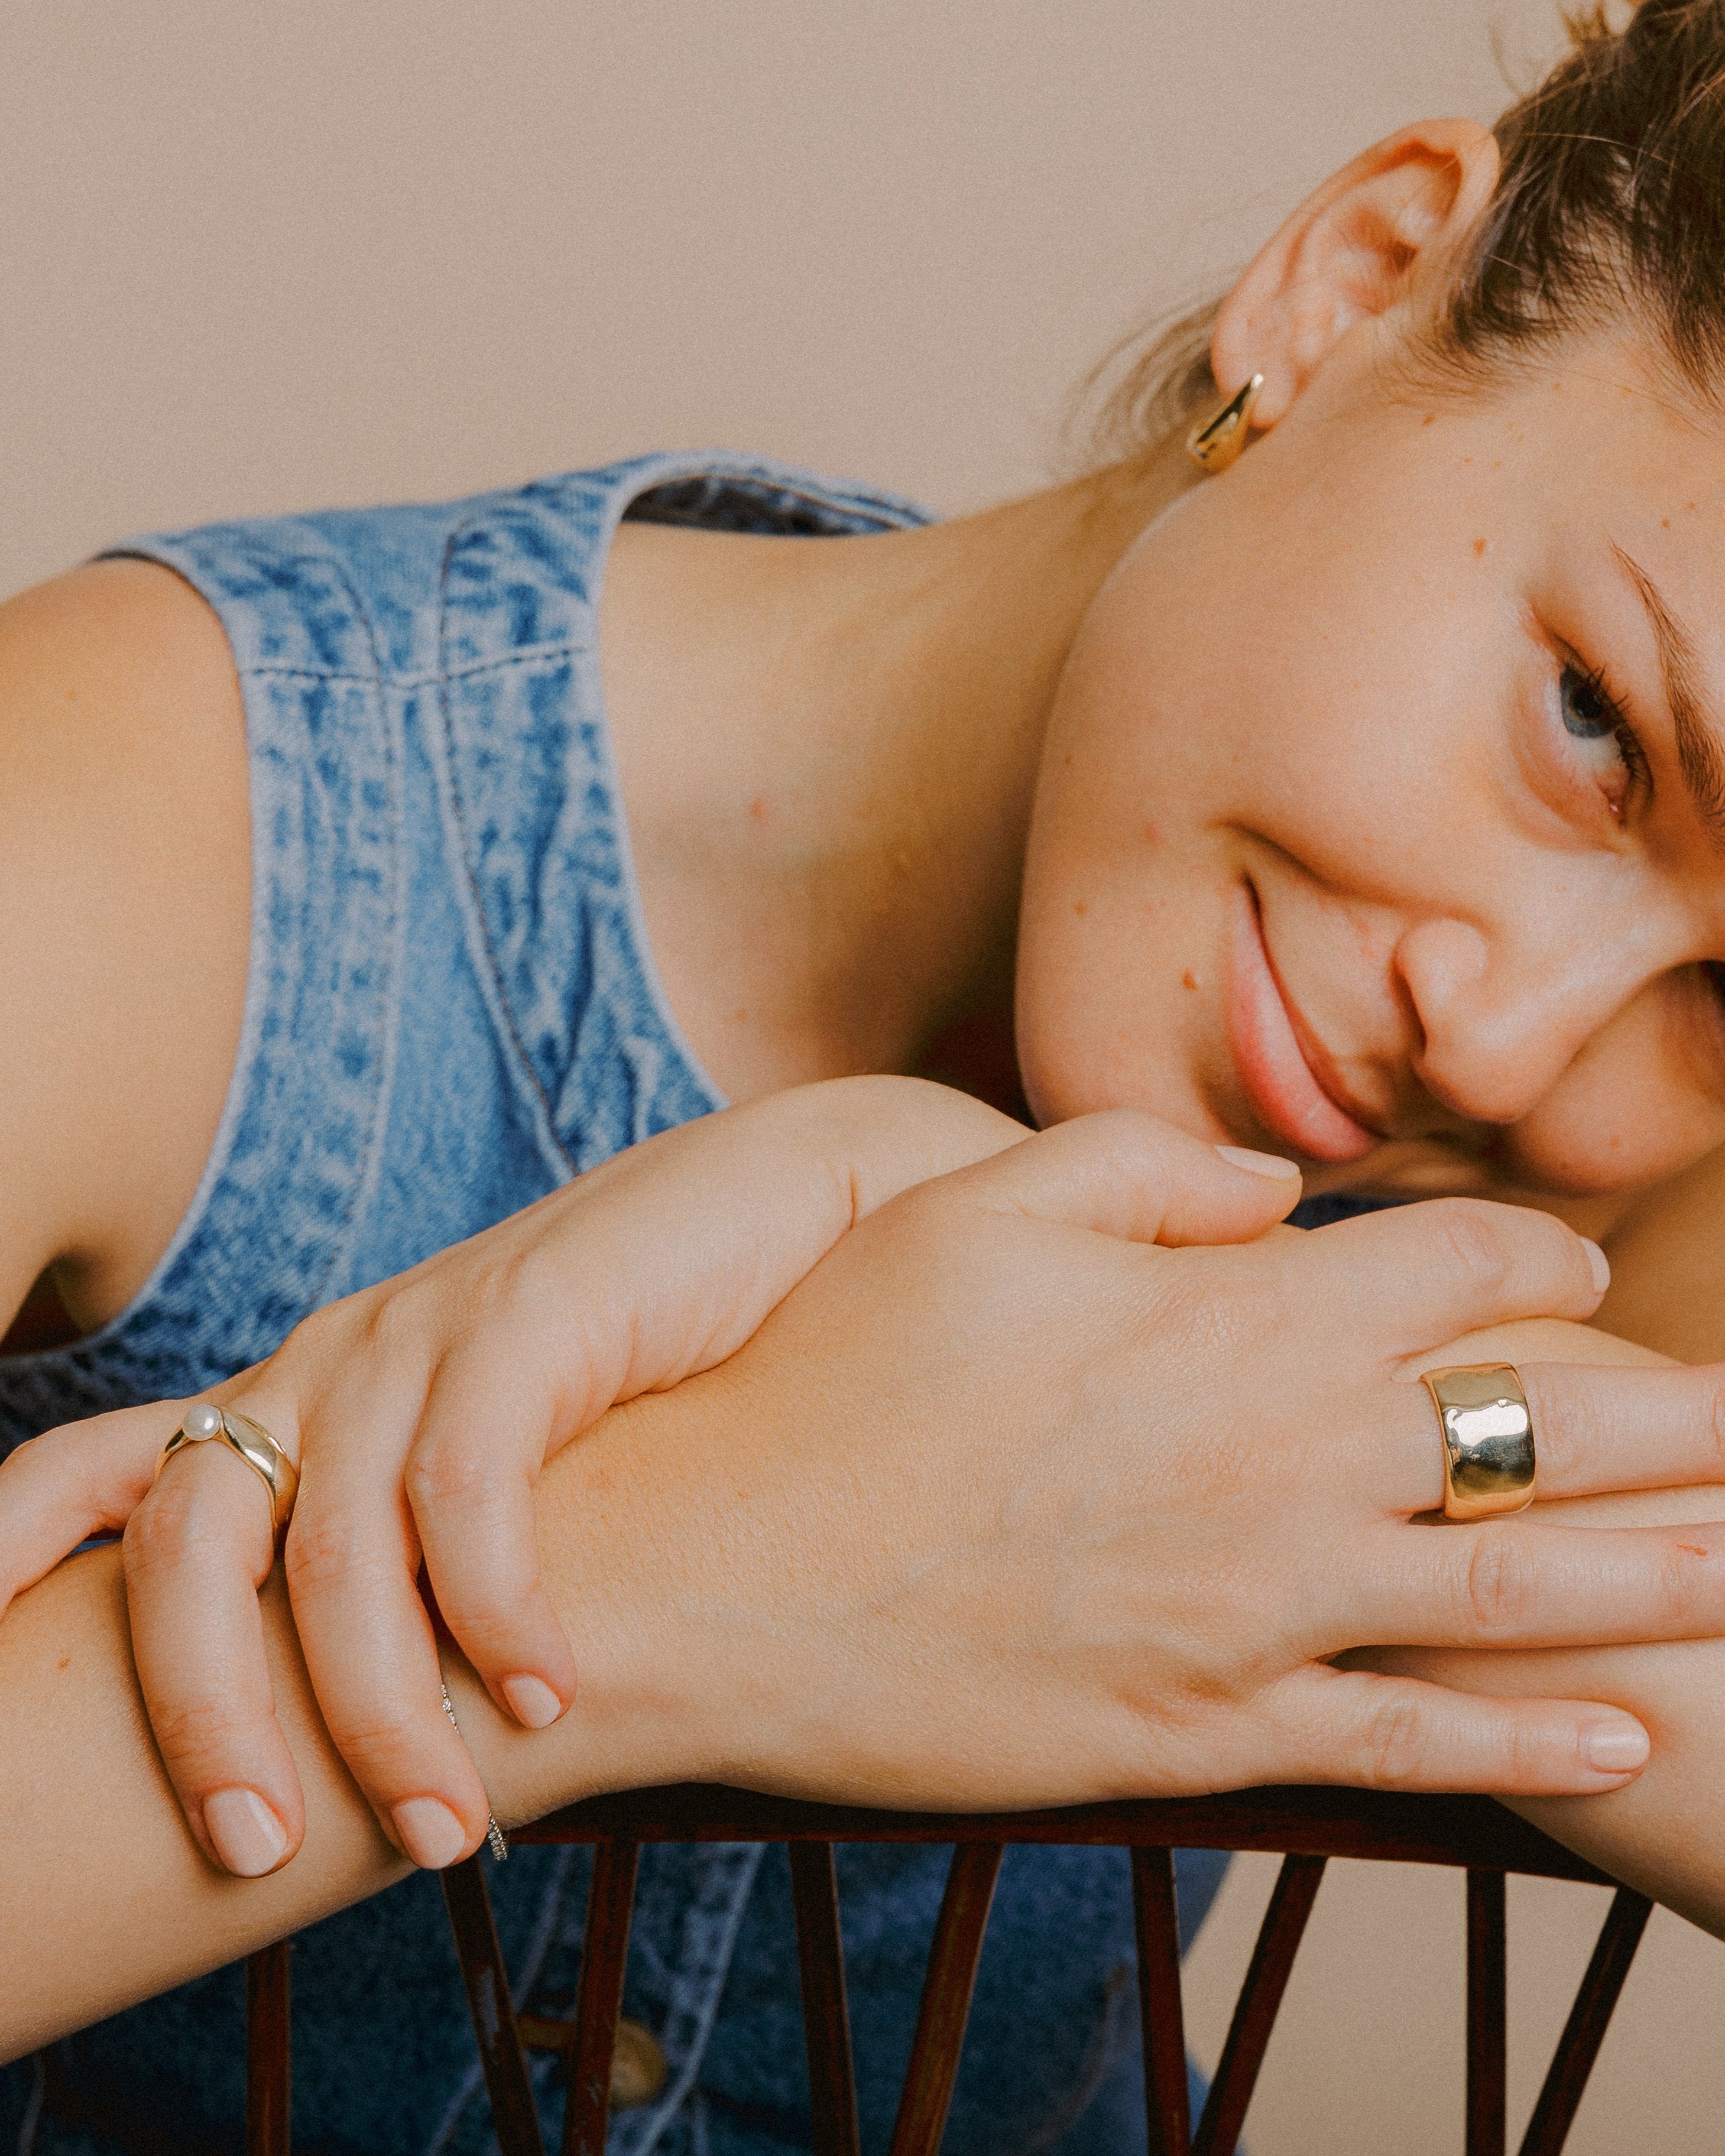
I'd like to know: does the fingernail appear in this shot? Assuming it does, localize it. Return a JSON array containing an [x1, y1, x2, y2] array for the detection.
[[501, 1673, 564, 1729], [391, 1797, 468, 1870], [1215, 1144, 1302, 1180], [1584, 1722, 1649, 1774], [1582, 1239, 1611, 1295], [204, 1787, 289, 1877]]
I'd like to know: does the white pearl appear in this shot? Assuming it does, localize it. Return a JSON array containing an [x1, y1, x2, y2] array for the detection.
[[183, 1402, 223, 1441]]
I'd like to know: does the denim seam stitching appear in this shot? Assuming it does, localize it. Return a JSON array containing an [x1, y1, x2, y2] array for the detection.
[[260, 532, 407, 1317], [244, 645, 594, 691], [432, 512, 577, 1179]]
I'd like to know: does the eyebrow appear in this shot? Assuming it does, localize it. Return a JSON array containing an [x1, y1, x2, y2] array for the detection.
[[1611, 541, 1725, 850]]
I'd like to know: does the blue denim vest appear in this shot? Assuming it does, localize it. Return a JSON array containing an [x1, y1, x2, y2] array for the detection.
[[0, 457, 1227, 2156]]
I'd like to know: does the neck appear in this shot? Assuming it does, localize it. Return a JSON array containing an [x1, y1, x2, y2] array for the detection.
[[600, 441, 1195, 1103]]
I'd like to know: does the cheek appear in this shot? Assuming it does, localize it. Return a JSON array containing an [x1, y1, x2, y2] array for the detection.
[[1506, 987, 1725, 1193], [1015, 623, 1231, 1126]]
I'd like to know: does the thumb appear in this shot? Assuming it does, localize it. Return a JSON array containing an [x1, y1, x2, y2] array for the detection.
[[945, 1109, 1302, 1245]]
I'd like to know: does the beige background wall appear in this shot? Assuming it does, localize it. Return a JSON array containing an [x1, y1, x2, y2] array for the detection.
[[5, 0, 1568, 599], [7, 2, 1721, 2147]]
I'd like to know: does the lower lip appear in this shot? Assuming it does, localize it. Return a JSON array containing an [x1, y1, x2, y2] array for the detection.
[[1224, 887, 1379, 1163]]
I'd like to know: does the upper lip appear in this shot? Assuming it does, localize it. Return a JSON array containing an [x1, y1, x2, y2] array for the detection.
[[1266, 946, 1391, 1137]]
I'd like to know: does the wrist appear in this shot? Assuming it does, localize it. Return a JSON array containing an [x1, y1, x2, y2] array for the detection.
[[445, 1406, 733, 1823]]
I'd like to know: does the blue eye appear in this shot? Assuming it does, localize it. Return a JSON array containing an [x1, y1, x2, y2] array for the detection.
[[1559, 665, 1617, 739], [1555, 660, 1647, 819]]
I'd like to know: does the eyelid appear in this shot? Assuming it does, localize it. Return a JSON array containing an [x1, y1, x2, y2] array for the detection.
[[1544, 637, 1651, 823]]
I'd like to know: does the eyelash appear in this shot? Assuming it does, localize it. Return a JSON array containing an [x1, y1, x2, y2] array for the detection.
[[1562, 657, 1651, 817]]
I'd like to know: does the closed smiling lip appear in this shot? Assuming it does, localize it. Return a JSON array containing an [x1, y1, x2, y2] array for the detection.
[[1224, 883, 1381, 1163]]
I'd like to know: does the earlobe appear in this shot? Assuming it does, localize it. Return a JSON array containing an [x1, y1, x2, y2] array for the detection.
[[1210, 119, 1502, 433]]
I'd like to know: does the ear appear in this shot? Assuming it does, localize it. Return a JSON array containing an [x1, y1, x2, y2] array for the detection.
[[1211, 120, 1501, 431]]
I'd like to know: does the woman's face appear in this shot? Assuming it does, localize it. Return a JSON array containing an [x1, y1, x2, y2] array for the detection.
[[1017, 333, 1725, 1197]]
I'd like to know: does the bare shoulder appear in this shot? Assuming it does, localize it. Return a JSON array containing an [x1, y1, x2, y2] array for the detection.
[[0, 560, 250, 1334]]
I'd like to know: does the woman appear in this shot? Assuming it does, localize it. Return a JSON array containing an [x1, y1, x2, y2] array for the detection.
[[10, 0, 1725, 2146]]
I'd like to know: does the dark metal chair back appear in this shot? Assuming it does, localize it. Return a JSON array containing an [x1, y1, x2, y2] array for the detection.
[[243, 1783, 1653, 2156]]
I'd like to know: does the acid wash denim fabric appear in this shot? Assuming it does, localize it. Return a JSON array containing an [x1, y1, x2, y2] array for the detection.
[[0, 453, 1230, 2156]]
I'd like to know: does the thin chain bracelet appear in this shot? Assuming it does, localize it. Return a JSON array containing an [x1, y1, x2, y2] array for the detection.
[[439, 1674, 509, 1862]]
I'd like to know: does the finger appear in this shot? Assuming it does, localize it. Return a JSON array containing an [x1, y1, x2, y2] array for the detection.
[[530, 1077, 1033, 1417], [284, 1394, 497, 1869], [1465, 1362, 1725, 1503], [1298, 1199, 1609, 1352], [124, 1436, 304, 1875], [407, 1348, 578, 1730], [0, 1402, 179, 1618], [1357, 1362, 1725, 1519], [1273, 1664, 1650, 1795], [941, 1109, 1304, 1245], [1367, 1515, 1725, 1650]]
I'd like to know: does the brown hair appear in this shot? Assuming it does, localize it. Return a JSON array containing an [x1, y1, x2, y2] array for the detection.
[[1079, 1, 1725, 462]]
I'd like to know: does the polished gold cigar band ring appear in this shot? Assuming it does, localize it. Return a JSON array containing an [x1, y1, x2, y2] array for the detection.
[[1422, 1363, 1536, 1522], [158, 1403, 300, 1549]]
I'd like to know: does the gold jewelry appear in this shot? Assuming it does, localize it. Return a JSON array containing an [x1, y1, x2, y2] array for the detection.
[[157, 1403, 300, 1550], [439, 1676, 508, 1861], [1422, 1364, 1536, 1522], [1185, 372, 1265, 474]]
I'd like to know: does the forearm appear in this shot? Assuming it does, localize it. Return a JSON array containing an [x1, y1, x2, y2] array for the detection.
[[0, 1546, 404, 2058], [0, 1407, 714, 2061]]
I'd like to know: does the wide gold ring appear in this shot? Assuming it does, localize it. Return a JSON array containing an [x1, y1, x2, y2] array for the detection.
[[157, 1404, 300, 1551], [1421, 1363, 1536, 1522]]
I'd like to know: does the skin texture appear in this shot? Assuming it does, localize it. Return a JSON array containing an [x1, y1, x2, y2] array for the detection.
[[9, 1137, 1725, 2066], [8, 107, 1725, 1922]]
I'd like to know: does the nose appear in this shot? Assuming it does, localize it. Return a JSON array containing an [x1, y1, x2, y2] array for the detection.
[[1392, 913, 1646, 1126]]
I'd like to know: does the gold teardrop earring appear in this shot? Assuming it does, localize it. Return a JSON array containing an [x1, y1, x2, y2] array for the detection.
[[1184, 372, 1265, 475]]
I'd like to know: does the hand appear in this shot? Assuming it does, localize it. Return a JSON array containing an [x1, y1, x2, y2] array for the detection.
[[0, 1079, 1301, 1875], [507, 1117, 1725, 1819]]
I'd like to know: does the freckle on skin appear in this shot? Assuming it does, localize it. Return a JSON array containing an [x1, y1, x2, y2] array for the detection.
[[1182, 969, 1199, 991], [1422, 413, 1437, 426], [1472, 538, 1489, 558], [1142, 821, 1158, 845], [57, 1657, 70, 1671], [1074, 899, 1088, 916], [749, 795, 767, 820]]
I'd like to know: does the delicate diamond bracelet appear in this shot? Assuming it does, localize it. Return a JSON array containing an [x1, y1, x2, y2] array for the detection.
[[439, 1674, 509, 1862]]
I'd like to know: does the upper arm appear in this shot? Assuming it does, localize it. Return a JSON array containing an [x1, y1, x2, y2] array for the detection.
[[0, 560, 250, 1334]]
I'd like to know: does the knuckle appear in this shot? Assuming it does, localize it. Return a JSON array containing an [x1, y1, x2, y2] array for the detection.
[[146, 1688, 260, 1771], [1652, 1538, 1713, 1630], [404, 1434, 494, 1514], [320, 1706, 438, 1786], [1420, 1199, 1518, 1297], [124, 1477, 222, 1571], [1358, 1694, 1431, 1788], [1463, 1530, 1532, 1635], [282, 1506, 369, 1599], [442, 1590, 534, 1662]]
